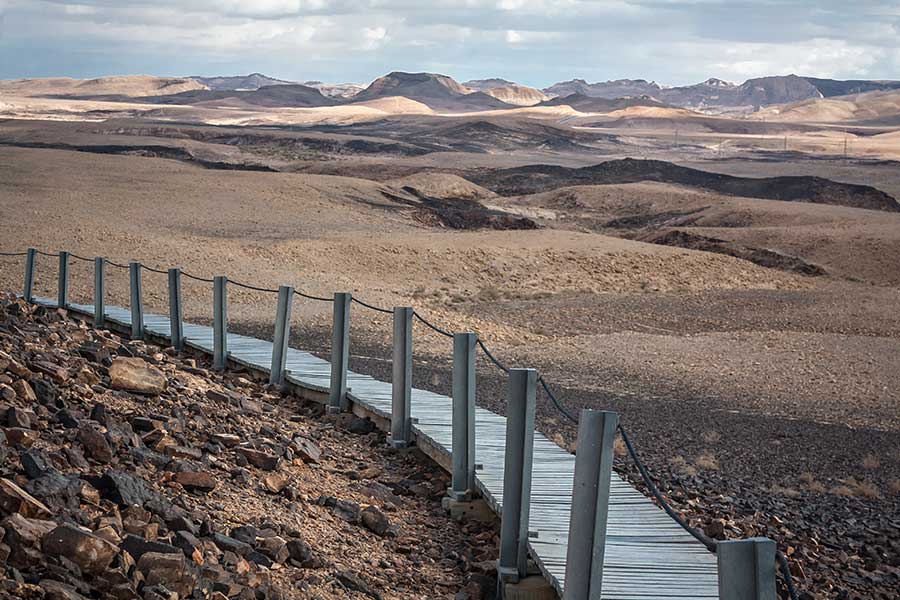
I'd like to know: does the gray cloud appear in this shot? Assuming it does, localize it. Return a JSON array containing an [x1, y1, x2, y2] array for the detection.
[[1, 0, 898, 86]]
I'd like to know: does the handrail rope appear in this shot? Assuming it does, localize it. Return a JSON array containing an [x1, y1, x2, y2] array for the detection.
[[104, 258, 130, 269], [537, 375, 578, 423], [476, 338, 510, 373], [35, 249, 58, 257], [619, 423, 800, 598], [350, 296, 393, 314], [294, 289, 334, 302], [68, 252, 93, 262], [776, 549, 800, 600], [617, 424, 718, 551], [181, 270, 215, 284], [229, 279, 279, 294], [140, 264, 169, 275], [412, 310, 454, 338], [0, 251, 28, 257]]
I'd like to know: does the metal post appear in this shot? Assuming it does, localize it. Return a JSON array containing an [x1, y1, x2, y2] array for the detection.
[[168, 268, 184, 352], [57, 251, 70, 309], [389, 306, 413, 448], [23, 248, 36, 303], [450, 332, 477, 500], [717, 538, 777, 600], [328, 292, 351, 412], [129, 261, 143, 340], [270, 285, 294, 385], [498, 368, 537, 583], [93, 257, 105, 328], [563, 410, 619, 600], [213, 276, 228, 370]]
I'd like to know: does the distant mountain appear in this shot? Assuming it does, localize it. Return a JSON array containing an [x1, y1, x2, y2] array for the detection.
[[351, 71, 513, 111], [801, 77, 900, 98], [130, 83, 338, 108], [192, 73, 295, 91], [302, 81, 364, 98], [463, 78, 517, 91], [463, 79, 548, 106], [0, 76, 206, 98], [543, 78, 665, 99], [542, 74, 900, 110], [539, 93, 666, 112]]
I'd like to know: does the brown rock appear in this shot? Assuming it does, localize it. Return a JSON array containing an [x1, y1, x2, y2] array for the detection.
[[361, 505, 390, 536], [0, 478, 52, 518], [30, 360, 69, 383], [136, 551, 195, 596], [262, 473, 288, 494], [292, 436, 321, 464], [78, 424, 113, 463], [13, 380, 36, 403], [3, 427, 37, 447], [173, 471, 217, 494], [1, 513, 56, 569], [108, 358, 167, 395], [5, 406, 32, 429], [211, 432, 241, 447], [236, 447, 280, 471], [42, 524, 119, 574]]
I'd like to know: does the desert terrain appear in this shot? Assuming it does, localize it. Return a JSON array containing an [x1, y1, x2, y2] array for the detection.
[[2, 73, 900, 599]]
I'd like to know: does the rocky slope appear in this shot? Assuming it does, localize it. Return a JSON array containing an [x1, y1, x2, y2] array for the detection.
[[0, 294, 498, 600]]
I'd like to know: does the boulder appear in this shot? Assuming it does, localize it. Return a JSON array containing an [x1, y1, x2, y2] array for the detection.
[[77, 424, 114, 463], [108, 358, 167, 395], [361, 506, 390, 536], [136, 551, 196, 596], [235, 447, 279, 471], [42, 524, 119, 574], [173, 471, 217, 494], [0, 513, 56, 569]]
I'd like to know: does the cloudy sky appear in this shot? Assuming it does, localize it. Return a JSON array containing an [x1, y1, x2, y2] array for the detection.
[[1, 0, 898, 87]]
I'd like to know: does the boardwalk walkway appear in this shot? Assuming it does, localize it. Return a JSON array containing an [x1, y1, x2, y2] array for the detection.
[[33, 296, 719, 599]]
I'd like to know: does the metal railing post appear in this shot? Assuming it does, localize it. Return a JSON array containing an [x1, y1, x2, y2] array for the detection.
[[563, 409, 619, 600], [328, 292, 351, 412], [93, 257, 105, 328], [129, 261, 143, 339], [57, 251, 70, 309], [168, 268, 184, 352], [213, 276, 228, 370], [23, 248, 36, 303], [450, 332, 477, 500], [270, 285, 294, 385], [389, 306, 413, 448], [717, 538, 777, 600], [498, 368, 537, 583]]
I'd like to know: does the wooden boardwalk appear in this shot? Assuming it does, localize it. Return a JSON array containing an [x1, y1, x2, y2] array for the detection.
[[33, 297, 719, 598]]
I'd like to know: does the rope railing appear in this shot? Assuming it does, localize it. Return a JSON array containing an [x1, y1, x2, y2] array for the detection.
[[181, 270, 214, 284], [139, 263, 169, 275], [294, 289, 334, 302], [412, 310, 454, 338], [0, 245, 803, 598], [228, 279, 279, 294], [104, 258, 130, 270], [350, 296, 393, 314]]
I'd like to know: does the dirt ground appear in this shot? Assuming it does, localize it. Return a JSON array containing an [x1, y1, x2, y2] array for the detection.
[[1, 129, 899, 599]]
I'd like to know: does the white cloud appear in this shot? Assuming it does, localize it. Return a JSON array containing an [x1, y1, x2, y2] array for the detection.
[[505, 29, 522, 43]]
